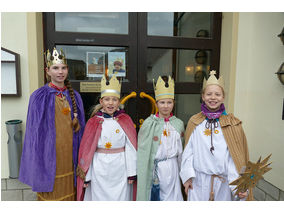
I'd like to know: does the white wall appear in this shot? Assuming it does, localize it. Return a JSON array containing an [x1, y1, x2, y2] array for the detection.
[[1, 12, 30, 178], [234, 12, 284, 190], [220, 13, 239, 112]]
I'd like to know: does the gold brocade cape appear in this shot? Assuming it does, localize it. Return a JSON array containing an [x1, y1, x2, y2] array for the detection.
[[184, 112, 253, 201]]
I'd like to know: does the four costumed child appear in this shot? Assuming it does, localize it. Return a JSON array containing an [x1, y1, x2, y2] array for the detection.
[[76, 75, 137, 201], [180, 71, 253, 201], [137, 76, 185, 201], [19, 48, 85, 201], [20, 49, 252, 203]]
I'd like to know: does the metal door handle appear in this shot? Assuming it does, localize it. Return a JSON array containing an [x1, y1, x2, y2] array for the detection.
[[139, 119, 144, 128], [120, 92, 137, 128], [139, 92, 158, 114], [120, 91, 137, 104]]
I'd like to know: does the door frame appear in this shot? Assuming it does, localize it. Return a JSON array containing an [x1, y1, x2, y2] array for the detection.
[[43, 12, 222, 125]]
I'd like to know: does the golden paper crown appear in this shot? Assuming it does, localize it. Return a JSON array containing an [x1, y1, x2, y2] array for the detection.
[[45, 48, 67, 68], [153, 76, 175, 101], [101, 75, 121, 98], [203, 70, 224, 90]]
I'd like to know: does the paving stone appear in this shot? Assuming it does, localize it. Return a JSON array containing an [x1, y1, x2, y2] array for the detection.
[[253, 186, 265, 201], [1, 179, 7, 190], [7, 178, 31, 190], [265, 194, 277, 201], [257, 179, 279, 200], [279, 190, 284, 201], [1, 189, 22, 201], [23, 189, 37, 201]]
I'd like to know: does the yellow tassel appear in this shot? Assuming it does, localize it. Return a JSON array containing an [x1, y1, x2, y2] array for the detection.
[[76, 165, 86, 180]]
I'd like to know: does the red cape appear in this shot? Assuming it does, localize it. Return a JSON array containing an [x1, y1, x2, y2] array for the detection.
[[76, 113, 137, 201]]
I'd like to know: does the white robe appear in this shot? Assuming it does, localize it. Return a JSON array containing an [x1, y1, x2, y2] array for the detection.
[[153, 120, 183, 201], [84, 116, 137, 201], [180, 119, 244, 201]]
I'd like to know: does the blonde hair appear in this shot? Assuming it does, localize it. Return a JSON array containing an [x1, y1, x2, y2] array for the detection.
[[89, 97, 124, 118], [201, 84, 225, 98], [90, 104, 103, 118]]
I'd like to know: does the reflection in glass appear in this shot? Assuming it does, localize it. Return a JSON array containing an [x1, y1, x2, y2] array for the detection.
[[148, 13, 174, 36], [147, 48, 211, 83], [148, 12, 212, 38], [174, 94, 202, 125], [55, 12, 128, 34], [56, 45, 128, 81]]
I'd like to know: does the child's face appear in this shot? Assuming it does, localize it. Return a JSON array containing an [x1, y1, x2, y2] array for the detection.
[[46, 64, 68, 86], [202, 84, 224, 112], [156, 98, 174, 118], [100, 96, 120, 116], [114, 64, 121, 70]]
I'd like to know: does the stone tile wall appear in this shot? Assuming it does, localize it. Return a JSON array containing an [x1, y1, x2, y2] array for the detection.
[[1, 178, 37, 201], [253, 178, 284, 201]]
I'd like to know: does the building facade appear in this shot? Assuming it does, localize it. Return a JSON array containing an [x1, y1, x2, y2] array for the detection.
[[1, 12, 284, 201]]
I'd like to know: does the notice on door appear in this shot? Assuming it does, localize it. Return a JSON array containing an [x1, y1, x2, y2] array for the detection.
[[80, 82, 101, 93]]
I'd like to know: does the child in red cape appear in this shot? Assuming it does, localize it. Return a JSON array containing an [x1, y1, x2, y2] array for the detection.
[[76, 75, 137, 201]]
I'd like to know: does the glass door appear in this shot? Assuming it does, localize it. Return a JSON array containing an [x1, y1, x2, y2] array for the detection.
[[43, 12, 222, 127], [137, 12, 222, 125]]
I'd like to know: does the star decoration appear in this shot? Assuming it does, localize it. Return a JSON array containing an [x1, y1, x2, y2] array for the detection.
[[62, 107, 71, 115], [104, 142, 112, 149], [229, 154, 272, 195], [163, 129, 169, 137], [204, 129, 211, 136]]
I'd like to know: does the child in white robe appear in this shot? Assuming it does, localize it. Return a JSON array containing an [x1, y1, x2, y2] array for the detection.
[[137, 76, 184, 201], [180, 71, 252, 201], [76, 75, 137, 201]]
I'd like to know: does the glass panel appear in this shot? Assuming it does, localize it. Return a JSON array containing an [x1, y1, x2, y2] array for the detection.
[[147, 48, 211, 83], [55, 12, 128, 34], [1, 50, 15, 61], [174, 94, 202, 125], [147, 12, 174, 36], [148, 12, 212, 38], [56, 45, 129, 81], [80, 93, 101, 121], [1, 63, 17, 94]]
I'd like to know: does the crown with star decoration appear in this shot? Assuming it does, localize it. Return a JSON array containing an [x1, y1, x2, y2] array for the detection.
[[44, 48, 67, 68], [153, 76, 175, 101], [101, 75, 121, 98], [203, 70, 224, 90]]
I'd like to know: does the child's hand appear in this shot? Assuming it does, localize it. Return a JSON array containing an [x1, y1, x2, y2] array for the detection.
[[83, 183, 89, 188], [183, 178, 193, 195], [128, 180, 134, 184], [238, 191, 248, 199]]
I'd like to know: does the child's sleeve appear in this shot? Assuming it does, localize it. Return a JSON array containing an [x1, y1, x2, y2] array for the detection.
[[227, 154, 241, 200], [85, 165, 92, 182], [125, 135, 137, 178], [179, 134, 196, 184]]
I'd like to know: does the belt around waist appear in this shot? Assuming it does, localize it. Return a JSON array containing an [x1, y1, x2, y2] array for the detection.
[[96, 147, 125, 154]]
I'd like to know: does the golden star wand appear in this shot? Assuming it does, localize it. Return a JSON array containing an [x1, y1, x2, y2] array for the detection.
[[229, 154, 272, 195]]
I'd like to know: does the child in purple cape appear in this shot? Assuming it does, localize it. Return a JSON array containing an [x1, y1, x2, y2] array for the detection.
[[19, 48, 85, 201]]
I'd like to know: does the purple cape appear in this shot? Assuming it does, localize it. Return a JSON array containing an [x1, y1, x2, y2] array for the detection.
[[19, 84, 85, 192]]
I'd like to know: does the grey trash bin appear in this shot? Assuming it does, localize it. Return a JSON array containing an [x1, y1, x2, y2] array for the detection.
[[5, 119, 23, 178]]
